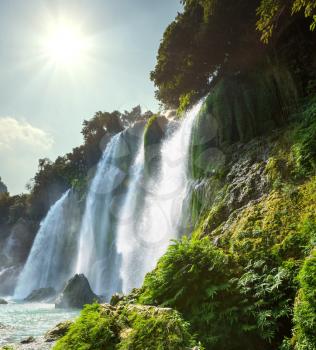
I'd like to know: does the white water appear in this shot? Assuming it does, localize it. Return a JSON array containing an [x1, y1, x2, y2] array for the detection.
[[116, 102, 202, 293], [75, 132, 133, 297], [10, 101, 202, 302], [14, 190, 80, 299]]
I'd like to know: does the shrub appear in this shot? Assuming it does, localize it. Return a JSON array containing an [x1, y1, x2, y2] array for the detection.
[[293, 250, 316, 349], [54, 303, 197, 350], [54, 304, 119, 350]]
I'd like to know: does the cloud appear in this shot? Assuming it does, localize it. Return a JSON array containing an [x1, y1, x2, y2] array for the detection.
[[0, 117, 54, 194], [0, 117, 54, 151]]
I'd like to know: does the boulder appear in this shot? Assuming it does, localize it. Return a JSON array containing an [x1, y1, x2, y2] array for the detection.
[[20, 336, 35, 344], [0, 298, 8, 304], [45, 320, 73, 342], [55, 274, 100, 309], [24, 288, 56, 302]]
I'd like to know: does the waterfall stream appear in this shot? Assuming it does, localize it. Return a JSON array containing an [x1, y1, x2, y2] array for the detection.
[[75, 130, 141, 298], [14, 190, 80, 299], [116, 101, 202, 293]]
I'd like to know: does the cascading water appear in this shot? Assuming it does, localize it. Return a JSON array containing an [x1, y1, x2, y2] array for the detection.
[[75, 130, 141, 298], [116, 101, 203, 294], [11, 101, 202, 300], [14, 190, 80, 299]]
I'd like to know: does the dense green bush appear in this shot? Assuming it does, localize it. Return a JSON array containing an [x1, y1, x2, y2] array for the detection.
[[54, 304, 119, 350], [139, 237, 288, 349], [293, 250, 316, 349]]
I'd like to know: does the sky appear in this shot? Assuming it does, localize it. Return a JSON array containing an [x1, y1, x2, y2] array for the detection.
[[0, 0, 182, 195]]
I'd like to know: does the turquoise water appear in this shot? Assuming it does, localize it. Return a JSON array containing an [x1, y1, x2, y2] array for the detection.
[[0, 302, 78, 345]]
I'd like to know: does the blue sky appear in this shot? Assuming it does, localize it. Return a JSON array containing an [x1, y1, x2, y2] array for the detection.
[[0, 0, 181, 194]]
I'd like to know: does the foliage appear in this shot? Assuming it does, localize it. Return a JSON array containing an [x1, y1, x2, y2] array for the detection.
[[151, 0, 315, 110], [177, 91, 198, 116], [117, 306, 196, 350], [151, 0, 262, 108], [120, 105, 153, 128], [54, 303, 197, 350], [292, 98, 316, 177], [257, 0, 316, 43], [292, 250, 316, 349], [54, 304, 119, 350]]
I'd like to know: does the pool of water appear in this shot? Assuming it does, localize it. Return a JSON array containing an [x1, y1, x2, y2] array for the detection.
[[0, 301, 79, 345]]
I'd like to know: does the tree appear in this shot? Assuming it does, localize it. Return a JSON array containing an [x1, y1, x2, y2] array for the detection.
[[151, 0, 316, 109], [257, 0, 316, 43], [81, 111, 123, 145], [151, 0, 263, 108], [121, 105, 153, 127]]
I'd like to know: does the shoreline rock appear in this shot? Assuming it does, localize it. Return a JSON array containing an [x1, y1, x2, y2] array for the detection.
[[45, 320, 73, 342]]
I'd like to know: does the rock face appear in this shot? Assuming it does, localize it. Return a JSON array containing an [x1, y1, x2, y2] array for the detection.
[[45, 320, 73, 342], [24, 287, 56, 302], [0, 298, 8, 304], [55, 274, 100, 309]]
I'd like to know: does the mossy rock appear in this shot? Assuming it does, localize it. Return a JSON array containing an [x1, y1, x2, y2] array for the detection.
[[143, 115, 168, 177], [54, 303, 199, 350], [189, 64, 298, 180]]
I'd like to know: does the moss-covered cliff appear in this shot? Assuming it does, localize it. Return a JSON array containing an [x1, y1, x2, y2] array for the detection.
[[54, 94, 316, 350]]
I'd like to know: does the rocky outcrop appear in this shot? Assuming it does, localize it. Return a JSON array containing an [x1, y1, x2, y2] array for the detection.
[[144, 115, 168, 176], [0, 298, 8, 304], [55, 274, 100, 309], [24, 288, 56, 302], [45, 321, 73, 342]]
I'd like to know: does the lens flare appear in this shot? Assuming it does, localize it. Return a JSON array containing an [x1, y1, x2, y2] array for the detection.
[[42, 22, 88, 66]]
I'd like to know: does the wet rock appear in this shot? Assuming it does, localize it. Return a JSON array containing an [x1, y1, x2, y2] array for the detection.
[[45, 320, 73, 342], [0, 298, 8, 304], [20, 336, 35, 344], [24, 288, 56, 302], [110, 292, 124, 306], [55, 274, 100, 309]]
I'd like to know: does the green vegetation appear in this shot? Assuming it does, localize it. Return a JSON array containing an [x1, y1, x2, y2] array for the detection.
[[257, 0, 316, 43], [54, 303, 198, 350], [151, 0, 315, 110], [293, 250, 316, 349]]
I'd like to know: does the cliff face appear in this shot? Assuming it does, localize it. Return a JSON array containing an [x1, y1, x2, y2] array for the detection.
[[53, 91, 316, 349]]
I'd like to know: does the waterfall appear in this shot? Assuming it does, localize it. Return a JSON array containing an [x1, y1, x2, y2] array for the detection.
[[14, 190, 80, 299], [116, 101, 202, 294], [11, 101, 202, 300], [75, 130, 140, 298]]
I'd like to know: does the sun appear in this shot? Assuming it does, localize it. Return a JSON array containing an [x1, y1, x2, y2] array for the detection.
[[42, 22, 88, 66]]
